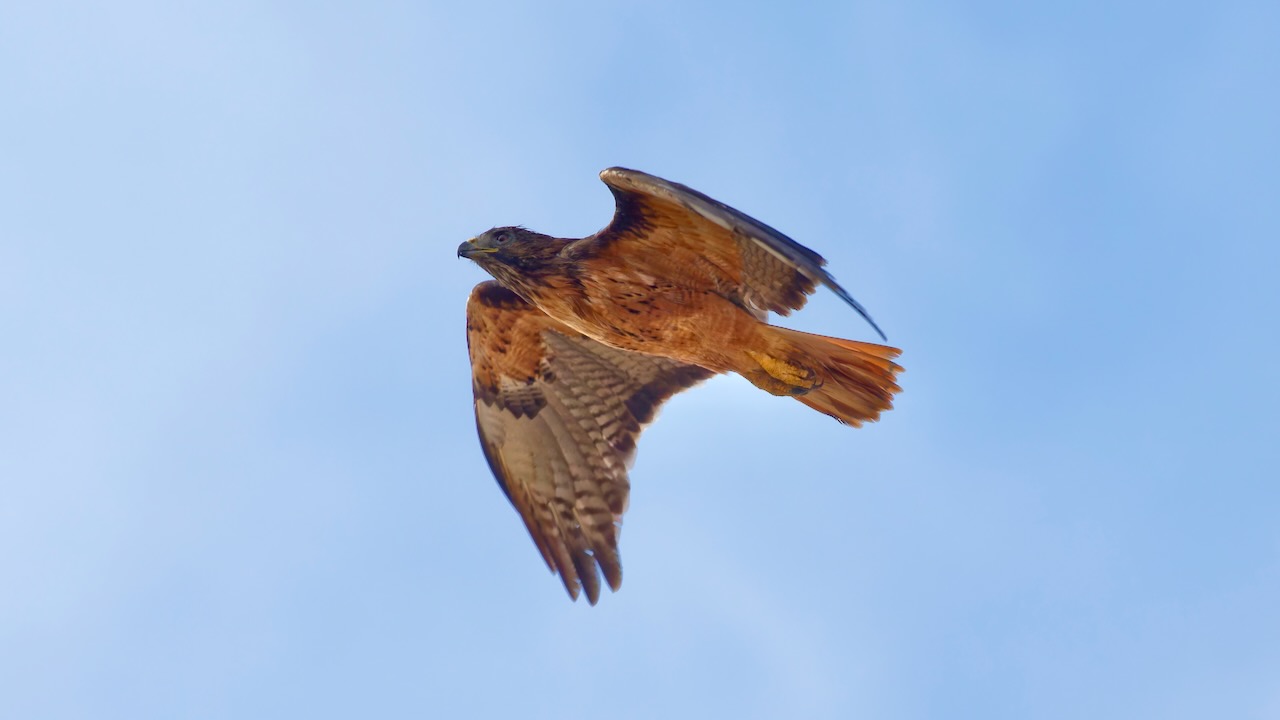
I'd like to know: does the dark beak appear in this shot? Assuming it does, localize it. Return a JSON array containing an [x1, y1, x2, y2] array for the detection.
[[458, 239, 498, 259]]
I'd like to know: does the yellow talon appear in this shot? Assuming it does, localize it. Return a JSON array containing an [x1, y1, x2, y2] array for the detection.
[[746, 350, 818, 391]]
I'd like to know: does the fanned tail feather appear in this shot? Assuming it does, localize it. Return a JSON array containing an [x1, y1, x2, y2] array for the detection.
[[754, 326, 903, 426]]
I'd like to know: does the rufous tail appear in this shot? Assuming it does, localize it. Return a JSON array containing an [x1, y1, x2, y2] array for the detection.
[[741, 325, 903, 426]]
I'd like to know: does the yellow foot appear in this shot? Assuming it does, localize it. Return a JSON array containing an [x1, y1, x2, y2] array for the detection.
[[745, 350, 819, 395]]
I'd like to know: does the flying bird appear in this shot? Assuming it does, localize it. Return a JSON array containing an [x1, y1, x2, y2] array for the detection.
[[459, 167, 902, 604]]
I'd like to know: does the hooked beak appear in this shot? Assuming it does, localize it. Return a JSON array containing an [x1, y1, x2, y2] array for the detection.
[[457, 238, 496, 259]]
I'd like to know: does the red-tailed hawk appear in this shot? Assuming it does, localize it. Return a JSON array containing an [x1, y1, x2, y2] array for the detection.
[[459, 168, 902, 603]]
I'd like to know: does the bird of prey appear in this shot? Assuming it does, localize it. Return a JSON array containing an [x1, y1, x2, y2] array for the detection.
[[458, 167, 902, 604]]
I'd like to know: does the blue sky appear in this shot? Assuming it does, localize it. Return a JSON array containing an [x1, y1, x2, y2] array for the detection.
[[2, 1, 1277, 718]]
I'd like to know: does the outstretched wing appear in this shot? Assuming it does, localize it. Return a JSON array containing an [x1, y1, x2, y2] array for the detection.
[[465, 281, 714, 604], [587, 166, 887, 340]]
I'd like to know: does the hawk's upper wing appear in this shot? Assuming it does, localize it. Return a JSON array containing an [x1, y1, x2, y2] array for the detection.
[[586, 167, 887, 340], [465, 281, 714, 604]]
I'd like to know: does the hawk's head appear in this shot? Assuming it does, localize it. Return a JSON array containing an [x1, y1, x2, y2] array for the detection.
[[458, 227, 566, 299]]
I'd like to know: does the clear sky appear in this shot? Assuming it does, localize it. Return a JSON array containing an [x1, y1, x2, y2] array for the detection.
[[2, 2, 1277, 718]]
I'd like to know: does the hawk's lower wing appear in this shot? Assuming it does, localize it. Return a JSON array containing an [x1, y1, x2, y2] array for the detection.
[[465, 281, 714, 604]]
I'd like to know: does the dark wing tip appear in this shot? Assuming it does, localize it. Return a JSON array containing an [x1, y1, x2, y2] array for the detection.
[[569, 551, 601, 605], [821, 270, 888, 341], [557, 546, 620, 606], [559, 573, 582, 603]]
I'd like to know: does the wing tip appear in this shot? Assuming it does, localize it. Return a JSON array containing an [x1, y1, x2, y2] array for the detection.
[[821, 272, 889, 342]]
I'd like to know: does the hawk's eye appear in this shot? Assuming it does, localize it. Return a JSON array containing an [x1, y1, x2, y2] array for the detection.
[[494, 232, 509, 244]]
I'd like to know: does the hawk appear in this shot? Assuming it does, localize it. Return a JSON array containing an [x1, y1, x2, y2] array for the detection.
[[459, 167, 902, 604]]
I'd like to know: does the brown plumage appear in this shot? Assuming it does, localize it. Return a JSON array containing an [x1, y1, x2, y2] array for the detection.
[[460, 167, 902, 603]]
